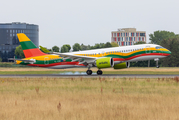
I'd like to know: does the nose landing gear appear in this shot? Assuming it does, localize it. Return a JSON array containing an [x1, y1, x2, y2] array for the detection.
[[154, 58, 160, 68]]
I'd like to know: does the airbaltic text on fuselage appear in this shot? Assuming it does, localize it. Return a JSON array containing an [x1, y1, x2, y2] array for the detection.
[[99, 62, 108, 64]]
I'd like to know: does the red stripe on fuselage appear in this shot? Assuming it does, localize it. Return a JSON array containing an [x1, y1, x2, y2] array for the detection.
[[125, 53, 170, 61], [113, 58, 125, 61], [23, 48, 47, 58], [113, 53, 170, 62]]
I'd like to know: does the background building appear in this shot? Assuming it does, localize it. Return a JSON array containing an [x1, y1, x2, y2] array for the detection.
[[0, 22, 39, 62], [111, 28, 146, 46]]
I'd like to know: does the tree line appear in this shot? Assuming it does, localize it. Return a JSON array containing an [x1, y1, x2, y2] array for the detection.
[[46, 42, 119, 53]]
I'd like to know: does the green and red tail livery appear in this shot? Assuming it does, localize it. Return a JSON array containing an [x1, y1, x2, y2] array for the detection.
[[17, 33, 47, 58]]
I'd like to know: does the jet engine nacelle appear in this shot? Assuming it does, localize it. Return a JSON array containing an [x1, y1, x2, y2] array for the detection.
[[113, 62, 130, 69], [95, 57, 114, 69]]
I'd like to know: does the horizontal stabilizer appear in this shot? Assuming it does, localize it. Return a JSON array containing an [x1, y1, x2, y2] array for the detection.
[[8, 58, 36, 63]]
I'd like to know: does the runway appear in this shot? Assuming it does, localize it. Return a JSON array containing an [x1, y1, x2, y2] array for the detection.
[[0, 74, 179, 78]]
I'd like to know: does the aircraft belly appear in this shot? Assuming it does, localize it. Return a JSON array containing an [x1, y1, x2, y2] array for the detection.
[[126, 55, 165, 62], [48, 65, 86, 69]]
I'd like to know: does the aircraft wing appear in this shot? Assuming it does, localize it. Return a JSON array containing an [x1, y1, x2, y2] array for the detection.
[[52, 52, 97, 64], [52, 52, 125, 65]]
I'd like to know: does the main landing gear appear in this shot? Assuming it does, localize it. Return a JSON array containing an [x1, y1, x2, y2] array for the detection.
[[155, 58, 160, 68], [86, 69, 103, 75], [86, 70, 92, 75], [86, 65, 93, 75], [97, 69, 103, 75], [86, 64, 103, 75]]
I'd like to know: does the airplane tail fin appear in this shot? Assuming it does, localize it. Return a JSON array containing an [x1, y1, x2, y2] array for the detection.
[[17, 33, 47, 58]]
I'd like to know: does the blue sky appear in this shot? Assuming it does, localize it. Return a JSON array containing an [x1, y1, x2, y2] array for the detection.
[[0, 0, 179, 48]]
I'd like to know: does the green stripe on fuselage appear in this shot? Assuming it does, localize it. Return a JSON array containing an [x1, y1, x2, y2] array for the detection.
[[105, 50, 168, 59], [19, 58, 71, 65], [163, 51, 171, 54]]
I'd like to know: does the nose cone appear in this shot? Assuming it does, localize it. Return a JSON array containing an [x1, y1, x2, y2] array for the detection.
[[166, 49, 171, 56]]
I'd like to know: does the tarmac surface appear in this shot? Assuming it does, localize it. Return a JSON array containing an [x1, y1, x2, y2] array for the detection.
[[0, 74, 179, 78]]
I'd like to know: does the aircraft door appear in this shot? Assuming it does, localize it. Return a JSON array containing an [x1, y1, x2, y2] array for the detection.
[[44, 57, 49, 65], [145, 46, 151, 54], [101, 51, 105, 57]]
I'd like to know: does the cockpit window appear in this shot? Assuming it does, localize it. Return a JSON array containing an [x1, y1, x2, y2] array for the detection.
[[155, 46, 164, 49]]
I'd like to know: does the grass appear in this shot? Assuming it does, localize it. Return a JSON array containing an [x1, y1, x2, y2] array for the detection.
[[0, 71, 178, 75], [0, 77, 179, 119], [0, 67, 179, 75]]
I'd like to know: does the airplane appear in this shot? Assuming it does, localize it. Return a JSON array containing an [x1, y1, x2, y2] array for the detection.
[[12, 33, 171, 75]]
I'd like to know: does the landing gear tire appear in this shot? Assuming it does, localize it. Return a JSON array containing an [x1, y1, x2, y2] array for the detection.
[[86, 70, 92, 75], [97, 70, 103, 75]]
